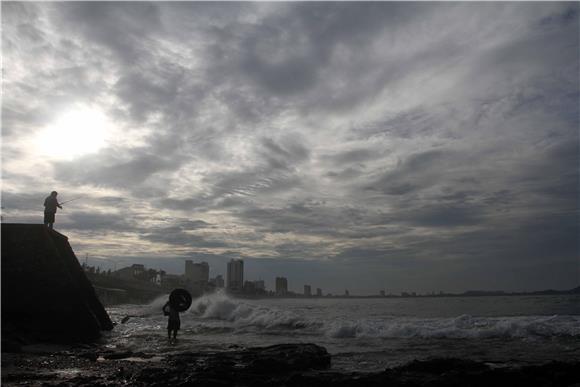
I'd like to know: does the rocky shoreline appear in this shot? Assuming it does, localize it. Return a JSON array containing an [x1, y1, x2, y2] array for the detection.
[[2, 343, 579, 387]]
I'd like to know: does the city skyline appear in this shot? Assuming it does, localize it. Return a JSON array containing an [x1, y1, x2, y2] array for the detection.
[[2, 2, 578, 294]]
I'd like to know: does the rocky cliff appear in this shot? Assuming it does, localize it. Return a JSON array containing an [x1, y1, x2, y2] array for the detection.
[[1, 224, 113, 347]]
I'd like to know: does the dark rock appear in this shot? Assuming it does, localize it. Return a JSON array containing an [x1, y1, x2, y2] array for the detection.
[[168, 343, 331, 375], [1, 338, 23, 353], [78, 351, 99, 361], [102, 350, 134, 360], [1, 224, 113, 346], [246, 343, 331, 372], [2, 348, 580, 387], [400, 358, 491, 374]]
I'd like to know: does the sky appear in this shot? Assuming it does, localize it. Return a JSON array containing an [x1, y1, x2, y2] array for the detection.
[[2, 2, 578, 294]]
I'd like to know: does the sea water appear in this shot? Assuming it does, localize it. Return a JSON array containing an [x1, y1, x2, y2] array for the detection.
[[105, 292, 580, 372]]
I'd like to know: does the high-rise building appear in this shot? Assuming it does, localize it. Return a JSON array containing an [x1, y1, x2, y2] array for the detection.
[[275, 277, 288, 295], [253, 280, 265, 291], [227, 259, 244, 291], [209, 275, 225, 288], [304, 285, 311, 297], [316, 288, 322, 297], [185, 260, 209, 295]]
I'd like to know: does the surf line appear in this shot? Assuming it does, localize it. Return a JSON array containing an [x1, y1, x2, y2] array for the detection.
[[121, 289, 192, 324]]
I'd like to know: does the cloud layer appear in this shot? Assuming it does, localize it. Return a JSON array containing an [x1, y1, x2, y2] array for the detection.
[[2, 2, 578, 293]]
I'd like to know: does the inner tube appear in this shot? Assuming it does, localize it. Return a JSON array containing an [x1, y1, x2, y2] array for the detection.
[[169, 288, 192, 312]]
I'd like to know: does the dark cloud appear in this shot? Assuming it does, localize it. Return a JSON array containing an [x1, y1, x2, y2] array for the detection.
[[139, 219, 229, 249], [403, 204, 484, 228], [64, 211, 134, 232], [54, 148, 184, 190], [367, 148, 466, 196], [322, 148, 381, 166], [258, 135, 311, 170], [57, 2, 163, 65]]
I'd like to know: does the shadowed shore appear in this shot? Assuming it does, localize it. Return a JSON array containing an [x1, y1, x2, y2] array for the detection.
[[2, 343, 579, 387]]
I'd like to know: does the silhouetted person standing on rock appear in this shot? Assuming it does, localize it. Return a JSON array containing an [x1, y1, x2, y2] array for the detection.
[[163, 300, 181, 343], [43, 191, 62, 229]]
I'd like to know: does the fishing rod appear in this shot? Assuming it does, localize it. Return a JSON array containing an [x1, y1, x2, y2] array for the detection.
[[60, 197, 82, 205]]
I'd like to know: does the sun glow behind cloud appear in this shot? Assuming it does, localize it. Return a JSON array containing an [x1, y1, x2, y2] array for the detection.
[[33, 106, 112, 160]]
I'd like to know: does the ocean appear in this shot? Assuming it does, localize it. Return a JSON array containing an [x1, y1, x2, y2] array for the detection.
[[105, 292, 580, 372]]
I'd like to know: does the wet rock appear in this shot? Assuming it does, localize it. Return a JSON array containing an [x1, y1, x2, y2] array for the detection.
[[168, 343, 331, 374], [400, 358, 490, 374], [2, 346, 579, 387], [102, 350, 134, 360], [78, 351, 99, 362], [245, 343, 331, 372]]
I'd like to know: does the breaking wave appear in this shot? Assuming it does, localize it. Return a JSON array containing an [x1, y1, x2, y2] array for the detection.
[[325, 314, 580, 339], [184, 292, 580, 340], [188, 291, 319, 330]]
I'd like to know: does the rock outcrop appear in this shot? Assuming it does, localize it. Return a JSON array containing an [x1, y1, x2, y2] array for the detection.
[[2, 344, 579, 387], [1, 224, 113, 347]]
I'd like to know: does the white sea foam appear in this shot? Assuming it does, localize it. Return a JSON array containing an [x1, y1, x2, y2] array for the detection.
[[325, 314, 580, 339], [188, 291, 318, 330], [185, 293, 580, 339], [117, 292, 580, 341]]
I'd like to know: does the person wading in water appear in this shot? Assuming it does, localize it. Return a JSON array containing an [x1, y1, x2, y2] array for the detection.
[[43, 191, 62, 229], [163, 300, 181, 343]]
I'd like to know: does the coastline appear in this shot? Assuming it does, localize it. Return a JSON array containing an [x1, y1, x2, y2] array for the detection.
[[3, 343, 579, 387]]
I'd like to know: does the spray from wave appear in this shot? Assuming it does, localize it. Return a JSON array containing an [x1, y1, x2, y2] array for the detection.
[[188, 290, 319, 330]]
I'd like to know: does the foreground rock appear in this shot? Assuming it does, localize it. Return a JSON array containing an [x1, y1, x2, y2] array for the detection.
[[2, 343, 579, 387], [1, 224, 113, 348]]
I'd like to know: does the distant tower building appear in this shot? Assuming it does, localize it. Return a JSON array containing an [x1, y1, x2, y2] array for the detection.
[[380, 290, 386, 297], [209, 274, 225, 288], [316, 288, 322, 297], [275, 277, 288, 295], [185, 260, 209, 295], [227, 259, 244, 291], [253, 280, 265, 291], [304, 285, 311, 297], [243, 281, 255, 293], [345, 289, 350, 297]]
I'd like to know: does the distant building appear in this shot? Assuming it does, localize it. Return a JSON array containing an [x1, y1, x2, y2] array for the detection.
[[185, 260, 209, 295], [345, 289, 350, 297], [304, 285, 311, 297], [253, 280, 265, 291], [243, 281, 256, 292], [227, 259, 244, 291], [210, 274, 225, 288], [113, 264, 146, 281], [316, 288, 322, 297], [275, 277, 288, 295], [380, 290, 386, 297], [162, 273, 186, 289]]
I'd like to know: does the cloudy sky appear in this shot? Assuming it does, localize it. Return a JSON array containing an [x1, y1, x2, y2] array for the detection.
[[2, 2, 578, 294]]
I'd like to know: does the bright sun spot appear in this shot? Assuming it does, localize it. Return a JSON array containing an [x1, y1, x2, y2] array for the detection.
[[34, 106, 112, 160]]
